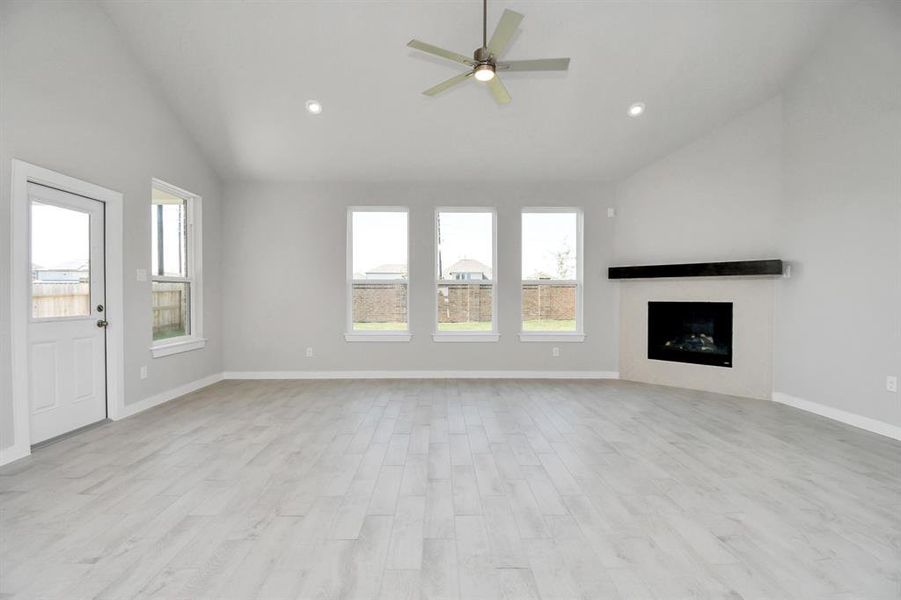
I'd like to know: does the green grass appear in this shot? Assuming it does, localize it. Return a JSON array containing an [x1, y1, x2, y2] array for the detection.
[[522, 320, 577, 332], [437, 321, 493, 332], [152, 326, 187, 341], [353, 322, 408, 331]]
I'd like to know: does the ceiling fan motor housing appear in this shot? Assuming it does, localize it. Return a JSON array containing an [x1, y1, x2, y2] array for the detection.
[[474, 46, 493, 65]]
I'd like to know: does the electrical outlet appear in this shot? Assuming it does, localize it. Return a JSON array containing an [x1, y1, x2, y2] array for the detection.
[[140, 365, 148, 380], [887, 376, 897, 393], [136, 268, 147, 282], [306, 347, 314, 358], [607, 207, 616, 218], [552, 347, 560, 358]]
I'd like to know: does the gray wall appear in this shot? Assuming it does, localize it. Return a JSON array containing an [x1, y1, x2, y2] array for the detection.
[[221, 182, 618, 374], [776, 1, 901, 427], [0, 1, 223, 451], [614, 97, 783, 265], [611, 2, 901, 427]]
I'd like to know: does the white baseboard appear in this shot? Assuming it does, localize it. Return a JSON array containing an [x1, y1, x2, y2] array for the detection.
[[772, 392, 901, 441], [116, 372, 225, 420], [222, 370, 620, 381]]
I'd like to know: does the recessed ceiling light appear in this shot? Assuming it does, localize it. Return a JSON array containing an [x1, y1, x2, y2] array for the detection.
[[305, 100, 323, 115], [628, 102, 645, 117]]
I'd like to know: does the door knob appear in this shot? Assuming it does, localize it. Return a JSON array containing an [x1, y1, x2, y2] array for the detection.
[[96, 319, 109, 328]]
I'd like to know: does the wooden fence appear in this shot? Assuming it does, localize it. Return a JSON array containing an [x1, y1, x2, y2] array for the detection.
[[32, 282, 187, 338], [32, 283, 90, 318]]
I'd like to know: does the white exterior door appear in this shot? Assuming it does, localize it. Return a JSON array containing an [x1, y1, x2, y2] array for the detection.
[[28, 183, 107, 444]]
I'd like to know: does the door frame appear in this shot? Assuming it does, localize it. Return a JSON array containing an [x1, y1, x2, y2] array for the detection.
[[3, 160, 125, 465]]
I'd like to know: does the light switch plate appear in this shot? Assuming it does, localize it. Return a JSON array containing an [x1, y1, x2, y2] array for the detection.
[[136, 268, 147, 282]]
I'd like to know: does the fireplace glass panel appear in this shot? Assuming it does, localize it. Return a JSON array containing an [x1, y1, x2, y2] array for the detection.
[[647, 301, 733, 368]]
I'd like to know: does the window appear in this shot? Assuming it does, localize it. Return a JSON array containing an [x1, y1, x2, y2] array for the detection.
[[521, 209, 584, 341], [435, 209, 497, 341], [347, 208, 410, 341], [31, 200, 92, 319], [151, 180, 204, 357]]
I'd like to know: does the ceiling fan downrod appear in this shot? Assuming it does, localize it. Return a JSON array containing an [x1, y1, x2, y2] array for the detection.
[[483, 0, 488, 49]]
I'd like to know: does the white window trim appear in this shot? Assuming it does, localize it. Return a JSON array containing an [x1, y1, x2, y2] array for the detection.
[[346, 206, 411, 341], [150, 178, 205, 358], [433, 207, 498, 343], [519, 208, 584, 341]]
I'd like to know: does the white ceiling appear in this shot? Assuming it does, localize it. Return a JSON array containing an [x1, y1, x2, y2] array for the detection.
[[102, 1, 846, 183]]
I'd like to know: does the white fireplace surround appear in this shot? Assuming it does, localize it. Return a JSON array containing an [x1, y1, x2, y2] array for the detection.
[[619, 277, 775, 400]]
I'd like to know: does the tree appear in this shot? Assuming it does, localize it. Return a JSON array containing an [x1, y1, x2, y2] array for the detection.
[[552, 240, 574, 279]]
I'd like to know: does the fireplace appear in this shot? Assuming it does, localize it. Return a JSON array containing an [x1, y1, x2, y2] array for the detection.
[[648, 301, 733, 367]]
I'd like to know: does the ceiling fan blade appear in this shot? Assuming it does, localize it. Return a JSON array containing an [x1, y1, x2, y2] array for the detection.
[[497, 58, 571, 72], [423, 71, 474, 96], [487, 75, 511, 105], [407, 40, 474, 66], [487, 9, 524, 57]]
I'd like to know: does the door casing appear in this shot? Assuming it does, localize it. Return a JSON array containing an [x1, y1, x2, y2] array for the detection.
[[4, 160, 125, 466]]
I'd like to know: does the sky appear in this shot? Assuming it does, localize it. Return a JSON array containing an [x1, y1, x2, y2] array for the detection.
[[151, 203, 187, 276], [31, 198, 189, 279], [352, 210, 577, 279], [353, 211, 408, 276], [522, 212, 577, 279], [437, 212, 492, 278], [31, 202, 90, 270]]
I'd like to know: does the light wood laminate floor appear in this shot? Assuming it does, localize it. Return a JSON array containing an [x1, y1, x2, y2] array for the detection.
[[1, 379, 899, 599]]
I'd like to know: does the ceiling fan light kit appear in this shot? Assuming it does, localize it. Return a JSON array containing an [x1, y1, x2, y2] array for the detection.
[[473, 64, 496, 82], [407, 0, 570, 105]]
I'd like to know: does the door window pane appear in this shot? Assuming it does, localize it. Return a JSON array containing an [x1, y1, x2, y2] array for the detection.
[[31, 201, 91, 318], [521, 283, 577, 331], [152, 281, 191, 340], [437, 283, 493, 331]]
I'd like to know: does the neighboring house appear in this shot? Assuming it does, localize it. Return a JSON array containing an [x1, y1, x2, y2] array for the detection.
[[447, 258, 491, 280], [363, 263, 407, 280], [32, 261, 89, 283]]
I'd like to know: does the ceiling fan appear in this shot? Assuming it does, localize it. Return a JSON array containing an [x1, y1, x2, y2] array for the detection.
[[407, 0, 570, 105]]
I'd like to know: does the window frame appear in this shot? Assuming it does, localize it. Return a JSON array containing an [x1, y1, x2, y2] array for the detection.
[[433, 207, 499, 342], [519, 207, 585, 342], [345, 206, 412, 342], [150, 178, 205, 358]]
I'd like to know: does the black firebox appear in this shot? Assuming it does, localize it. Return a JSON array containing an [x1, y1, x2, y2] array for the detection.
[[648, 302, 733, 368]]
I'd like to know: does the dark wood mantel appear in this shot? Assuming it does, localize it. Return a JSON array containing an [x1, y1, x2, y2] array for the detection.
[[608, 259, 784, 280]]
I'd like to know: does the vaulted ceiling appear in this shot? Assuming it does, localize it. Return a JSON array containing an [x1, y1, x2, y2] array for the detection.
[[102, 1, 846, 183]]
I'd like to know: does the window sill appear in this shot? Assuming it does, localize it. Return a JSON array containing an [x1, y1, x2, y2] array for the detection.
[[519, 332, 585, 343], [151, 337, 207, 358], [433, 333, 500, 343], [345, 333, 412, 342]]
